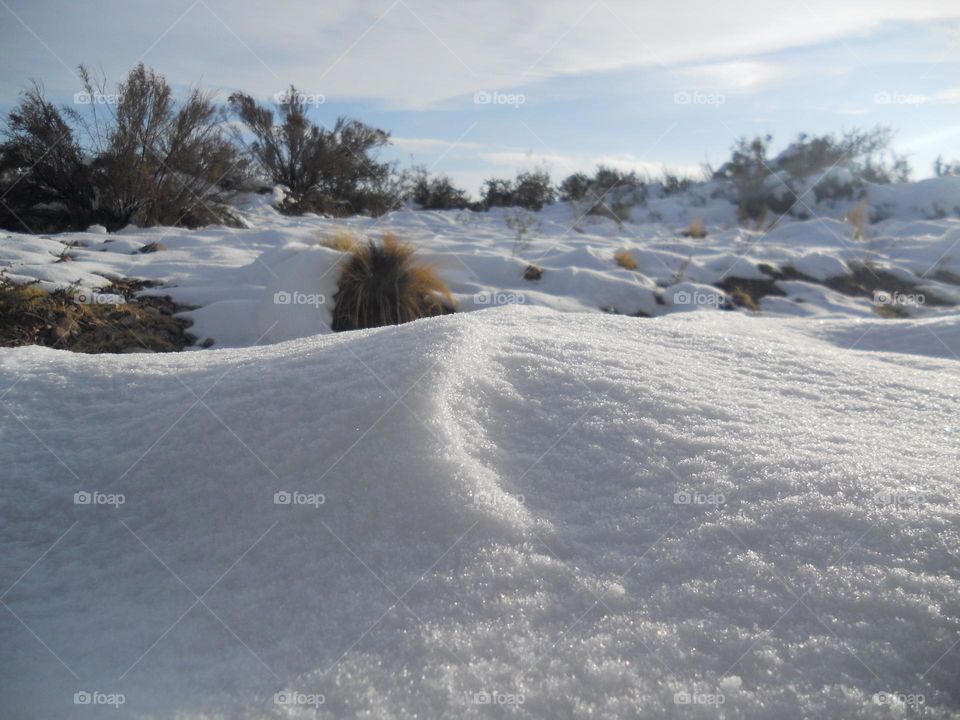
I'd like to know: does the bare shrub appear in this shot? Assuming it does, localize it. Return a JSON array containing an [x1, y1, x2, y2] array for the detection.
[[229, 87, 393, 216]]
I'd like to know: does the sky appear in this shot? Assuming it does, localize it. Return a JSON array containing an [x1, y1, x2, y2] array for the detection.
[[1, 0, 959, 197]]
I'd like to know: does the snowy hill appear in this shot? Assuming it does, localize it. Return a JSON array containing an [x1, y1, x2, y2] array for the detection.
[[2, 308, 959, 718]]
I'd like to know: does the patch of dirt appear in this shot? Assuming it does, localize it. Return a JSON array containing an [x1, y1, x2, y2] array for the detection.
[[0, 277, 196, 353]]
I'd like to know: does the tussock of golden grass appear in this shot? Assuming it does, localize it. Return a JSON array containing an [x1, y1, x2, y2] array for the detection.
[[845, 198, 869, 241], [0, 278, 194, 352], [320, 230, 357, 252], [682, 217, 707, 239], [614, 249, 637, 271], [331, 233, 454, 332]]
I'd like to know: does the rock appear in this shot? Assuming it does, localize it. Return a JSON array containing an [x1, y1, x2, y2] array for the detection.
[[136, 242, 167, 254]]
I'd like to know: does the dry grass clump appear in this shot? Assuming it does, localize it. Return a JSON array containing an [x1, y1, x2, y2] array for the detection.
[[845, 198, 869, 241], [331, 233, 454, 331], [319, 230, 357, 252], [0, 277, 194, 352], [681, 217, 707, 239], [614, 249, 637, 271]]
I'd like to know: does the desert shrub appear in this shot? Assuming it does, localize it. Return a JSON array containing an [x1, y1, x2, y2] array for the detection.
[[481, 177, 515, 208], [229, 87, 393, 216], [559, 172, 590, 202], [0, 65, 244, 233], [320, 230, 356, 252], [614, 249, 637, 270], [715, 128, 912, 224], [845, 199, 869, 240], [331, 233, 454, 331], [559, 165, 647, 221], [408, 167, 470, 210], [660, 171, 693, 196], [480, 169, 555, 211], [79, 65, 244, 229], [934, 156, 960, 177], [511, 170, 556, 211], [0, 85, 95, 232], [504, 210, 538, 256], [682, 217, 707, 238]]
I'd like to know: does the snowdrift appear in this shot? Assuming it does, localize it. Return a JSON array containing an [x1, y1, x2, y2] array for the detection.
[[2, 307, 958, 718]]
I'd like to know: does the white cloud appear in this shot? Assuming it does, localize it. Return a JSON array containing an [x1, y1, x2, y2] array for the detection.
[[674, 61, 785, 94], [3, 0, 958, 108], [478, 149, 702, 179]]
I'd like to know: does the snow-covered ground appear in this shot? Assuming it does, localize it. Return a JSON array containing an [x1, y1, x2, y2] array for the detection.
[[3, 176, 960, 349], [2, 179, 960, 718]]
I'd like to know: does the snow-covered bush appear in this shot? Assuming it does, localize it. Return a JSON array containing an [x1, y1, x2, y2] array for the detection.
[[331, 233, 455, 331]]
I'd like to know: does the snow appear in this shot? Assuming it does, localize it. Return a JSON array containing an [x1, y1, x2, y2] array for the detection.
[[2, 176, 960, 718], [2, 308, 959, 719], [3, 176, 960, 350]]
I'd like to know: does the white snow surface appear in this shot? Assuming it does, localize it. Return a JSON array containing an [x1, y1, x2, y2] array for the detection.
[[2, 308, 959, 719], [3, 175, 960, 349]]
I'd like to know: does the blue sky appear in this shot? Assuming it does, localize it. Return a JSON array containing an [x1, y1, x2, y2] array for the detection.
[[1, 0, 958, 197]]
